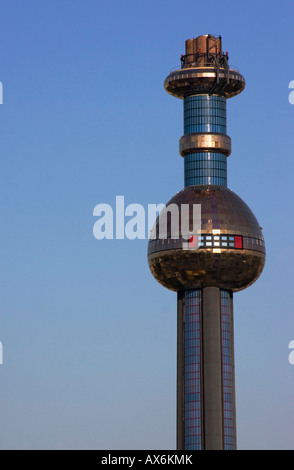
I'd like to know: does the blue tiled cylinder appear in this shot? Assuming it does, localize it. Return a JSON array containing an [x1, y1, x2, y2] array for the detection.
[[184, 152, 227, 186], [183, 95, 228, 187], [184, 95, 227, 134]]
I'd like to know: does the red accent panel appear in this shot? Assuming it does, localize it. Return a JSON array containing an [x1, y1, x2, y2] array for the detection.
[[189, 235, 198, 248], [234, 236, 243, 249]]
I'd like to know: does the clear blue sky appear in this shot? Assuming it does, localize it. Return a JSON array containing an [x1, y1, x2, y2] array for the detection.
[[0, 0, 294, 450]]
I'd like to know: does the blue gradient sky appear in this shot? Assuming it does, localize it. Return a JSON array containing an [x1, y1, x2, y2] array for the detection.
[[0, 0, 294, 450]]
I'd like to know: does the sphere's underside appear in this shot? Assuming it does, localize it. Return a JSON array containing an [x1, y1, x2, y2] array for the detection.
[[148, 185, 265, 292]]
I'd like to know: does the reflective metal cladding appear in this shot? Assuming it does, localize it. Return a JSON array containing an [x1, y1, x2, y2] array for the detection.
[[148, 185, 265, 292]]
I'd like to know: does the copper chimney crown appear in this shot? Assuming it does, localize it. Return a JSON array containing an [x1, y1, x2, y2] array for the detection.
[[182, 34, 228, 69]]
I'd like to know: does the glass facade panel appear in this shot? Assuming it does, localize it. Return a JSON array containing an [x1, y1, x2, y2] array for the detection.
[[184, 95, 227, 134], [221, 290, 234, 450], [184, 290, 202, 450], [184, 152, 227, 187], [183, 94, 228, 188]]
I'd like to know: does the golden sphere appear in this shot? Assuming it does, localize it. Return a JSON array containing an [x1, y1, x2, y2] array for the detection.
[[148, 186, 265, 292]]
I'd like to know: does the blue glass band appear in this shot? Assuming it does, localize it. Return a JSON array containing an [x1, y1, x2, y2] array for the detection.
[[184, 152, 227, 187], [183, 95, 228, 187], [184, 95, 226, 135]]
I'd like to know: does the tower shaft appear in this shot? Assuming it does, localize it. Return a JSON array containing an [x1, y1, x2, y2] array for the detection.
[[177, 288, 236, 450]]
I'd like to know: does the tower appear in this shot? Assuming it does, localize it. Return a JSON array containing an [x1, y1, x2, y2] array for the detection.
[[147, 35, 265, 450]]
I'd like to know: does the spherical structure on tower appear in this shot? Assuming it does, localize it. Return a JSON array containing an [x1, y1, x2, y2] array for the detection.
[[148, 185, 265, 292]]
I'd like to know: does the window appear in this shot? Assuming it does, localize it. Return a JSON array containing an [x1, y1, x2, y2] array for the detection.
[[196, 234, 243, 250]]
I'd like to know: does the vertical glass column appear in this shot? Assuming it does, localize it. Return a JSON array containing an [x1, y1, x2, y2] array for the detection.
[[184, 95, 227, 134], [183, 95, 228, 187], [220, 290, 235, 450], [183, 290, 202, 450]]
